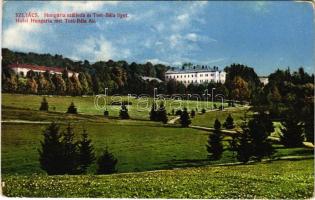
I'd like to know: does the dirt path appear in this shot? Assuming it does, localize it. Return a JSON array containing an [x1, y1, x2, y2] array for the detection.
[[2, 120, 52, 124]]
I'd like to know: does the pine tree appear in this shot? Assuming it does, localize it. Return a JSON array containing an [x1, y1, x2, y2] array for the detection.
[[223, 114, 235, 129], [119, 104, 130, 119], [149, 103, 158, 121], [62, 124, 80, 174], [158, 102, 168, 124], [67, 102, 78, 114], [104, 110, 109, 117], [38, 122, 65, 175], [248, 112, 275, 160], [96, 147, 118, 174], [190, 110, 196, 118], [180, 108, 191, 127], [206, 119, 223, 160], [39, 97, 49, 111], [78, 129, 95, 173], [280, 117, 304, 147], [235, 125, 253, 163]]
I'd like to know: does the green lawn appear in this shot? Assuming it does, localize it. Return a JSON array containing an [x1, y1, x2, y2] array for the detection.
[[191, 106, 252, 128], [2, 93, 314, 198], [2, 93, 226, 120], [2, 159, 314, 198]]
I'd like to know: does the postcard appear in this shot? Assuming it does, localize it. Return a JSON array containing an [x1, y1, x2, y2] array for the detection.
[[1, 1, 314, 198]]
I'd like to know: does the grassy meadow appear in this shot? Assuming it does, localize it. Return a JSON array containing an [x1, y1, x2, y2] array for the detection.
[[2, 159, 314, 198], [1, 93, 314, 198]]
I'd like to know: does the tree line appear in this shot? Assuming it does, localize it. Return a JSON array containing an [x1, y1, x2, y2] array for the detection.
[[1, 48, 283, 102]]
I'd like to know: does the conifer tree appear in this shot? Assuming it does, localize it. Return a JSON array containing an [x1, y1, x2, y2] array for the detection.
[[235, 124, 253, 163], [67, 102, 78, 114], [280, 117, 304, 147], [119, 104, 130, 119], [248, 112, 274, 160], [158, 102, 168, 124], [39, 97, 49, 111], [180, 108, 191, 127], [62, 124, 79, 174], [190, 110, 196, 118], [149, 103, 158, 121], [97, 147, 118, 174], [78, 129, 95, 173], [206, 119, 224, 160], [38, 122, 65, 175], [223, 114, 235, 129]]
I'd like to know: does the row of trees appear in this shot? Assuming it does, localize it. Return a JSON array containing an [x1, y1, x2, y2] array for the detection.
[[39, 123, 118, 175], [206, 112, 274, 163], [2, 48, 281, 102]]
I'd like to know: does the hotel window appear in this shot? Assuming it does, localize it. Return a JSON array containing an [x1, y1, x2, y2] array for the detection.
[[184, 75, 186, 78], [188, 75, 189, 77], [181, 75, 182, 78], [205, 74, 208, 77], [211, 74, 214, 76], [177, 75, 179, 78], [200, 74, 203, 77]]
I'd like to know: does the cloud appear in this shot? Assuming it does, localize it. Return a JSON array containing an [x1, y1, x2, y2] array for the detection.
[[48, 1, 119, 12], [3, 23, 50, 51], [74, 36, 131, 62], [146, 58, 170, 65]]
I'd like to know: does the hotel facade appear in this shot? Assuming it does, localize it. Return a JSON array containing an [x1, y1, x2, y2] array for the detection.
[[165, 66, 226, 86]]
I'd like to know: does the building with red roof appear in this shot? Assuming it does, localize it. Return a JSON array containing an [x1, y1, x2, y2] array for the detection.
[[8, 63, 78, 77]]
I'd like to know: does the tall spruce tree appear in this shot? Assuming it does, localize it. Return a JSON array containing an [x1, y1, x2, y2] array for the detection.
[[149, 103, 158, 121], [248, 112, 275, 160], [280, 117, 304, 147], [206, 119, 224, 160], [78, 129, 95, 173], [180, 108, 191, 127], [39, 97, 49, 111], [97, 147, 118, 174], [158, 102, 168, 124], [38, 122, 65, 175], [62, 124, 79, 174], [223, 114, 234, 129], [234, 123, 253, 163]]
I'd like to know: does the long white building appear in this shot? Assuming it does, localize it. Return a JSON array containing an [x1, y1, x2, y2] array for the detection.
[[165, 66, 226, 86]]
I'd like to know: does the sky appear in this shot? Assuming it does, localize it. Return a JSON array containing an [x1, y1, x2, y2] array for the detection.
[[2, 1, 314, 75]]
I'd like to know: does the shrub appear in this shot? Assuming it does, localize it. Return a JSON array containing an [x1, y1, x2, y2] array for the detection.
[[119, 104, 130, 119], [67, 102, 78, 114], [223, 114, 235, 129], [180, 108, 191, 127], [39, 97, 49, 111], [201, 108, 206, 114], [97, 147, 118, 174], [175, 110, 182, 116], [190, 110, 196, 118], [104, 110, 109, 117]]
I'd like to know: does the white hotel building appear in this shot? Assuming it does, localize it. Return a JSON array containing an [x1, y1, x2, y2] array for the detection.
[[165, 66, 226, 86]]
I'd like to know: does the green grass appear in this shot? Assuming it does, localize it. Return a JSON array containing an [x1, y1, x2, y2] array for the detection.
[[2, 121, 214, 175], [191, 106, 252, 128], [2, 159, 314, 198], [2, 93, 226, 120], [2, 93, 314, 198]]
